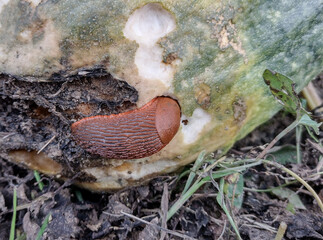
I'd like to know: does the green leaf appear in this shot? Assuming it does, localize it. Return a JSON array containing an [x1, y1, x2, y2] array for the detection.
[[272, 187, 306, 210], [298, 114, 322, 135], [263, 70, 321, 143], [216, 178, 242, 240], [268, 145, 298, 164], [298, 114, 321, 142], [263, 69, 300, 114], [226, 174, 244, 209], [304, 125, 319, 142], [286, 202, 296, 214], [36, 213, 51, 240], [34, 170, 44, 191], [216, 178, 224, 208]]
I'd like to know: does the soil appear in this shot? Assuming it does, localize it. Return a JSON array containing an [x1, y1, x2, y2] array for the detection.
[[0, 68, 138, 179], [0, 72, 322, 240]]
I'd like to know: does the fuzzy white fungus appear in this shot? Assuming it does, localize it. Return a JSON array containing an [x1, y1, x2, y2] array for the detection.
[[123, 3, 176, 88], [181, 108, 212, 144]]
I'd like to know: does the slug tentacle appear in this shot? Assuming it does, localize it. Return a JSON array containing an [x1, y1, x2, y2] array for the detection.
[[71, 97, 181, 159]]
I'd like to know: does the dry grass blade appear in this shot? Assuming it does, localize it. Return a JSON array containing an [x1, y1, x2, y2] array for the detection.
[[274, 221, 287, 240], [301, 82, 322, 111]]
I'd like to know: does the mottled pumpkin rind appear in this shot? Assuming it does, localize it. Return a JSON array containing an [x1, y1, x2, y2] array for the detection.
[[0, 0, 322, 191]]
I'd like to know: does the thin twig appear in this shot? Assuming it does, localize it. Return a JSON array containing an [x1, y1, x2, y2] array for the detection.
[[37, 135, 56, 154], [160, 183, 169, 240], [53, 172, 82, 194], [2, 133, 16, 140], [47, 82, 67, 98], [306, 138, 323, 154], [240, 215, 277, 233], [37, 96, 69, 124], [218, 220, 227, 240], [120, 211, 197, 240]]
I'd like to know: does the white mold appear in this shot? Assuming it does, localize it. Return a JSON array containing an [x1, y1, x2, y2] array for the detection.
[[181, 108, 212, 144], [123, 3, 176, 88]]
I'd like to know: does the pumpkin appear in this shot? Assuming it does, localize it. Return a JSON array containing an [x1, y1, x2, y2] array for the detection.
[[0, 0, 322, 191]]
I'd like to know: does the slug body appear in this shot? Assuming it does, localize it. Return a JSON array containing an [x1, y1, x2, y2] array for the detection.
[[71, 97, 181, 159]]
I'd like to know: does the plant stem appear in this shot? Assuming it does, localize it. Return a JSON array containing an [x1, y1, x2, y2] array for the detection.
[[296, 125, 303, 164], [257, 119, 299, 160], [244, 171, 323, 193], [263, 160, 323, 213], [9, 188, 17, 240]]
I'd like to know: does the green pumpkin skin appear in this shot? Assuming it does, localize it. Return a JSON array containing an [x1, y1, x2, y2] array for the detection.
[[0, 0, 322, 190]]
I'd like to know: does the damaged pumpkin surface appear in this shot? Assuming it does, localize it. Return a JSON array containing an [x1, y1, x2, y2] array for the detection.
[[0, 0, 322, 190]]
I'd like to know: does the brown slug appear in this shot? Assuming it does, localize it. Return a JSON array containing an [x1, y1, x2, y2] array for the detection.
[[71, 96, 181, 159]]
